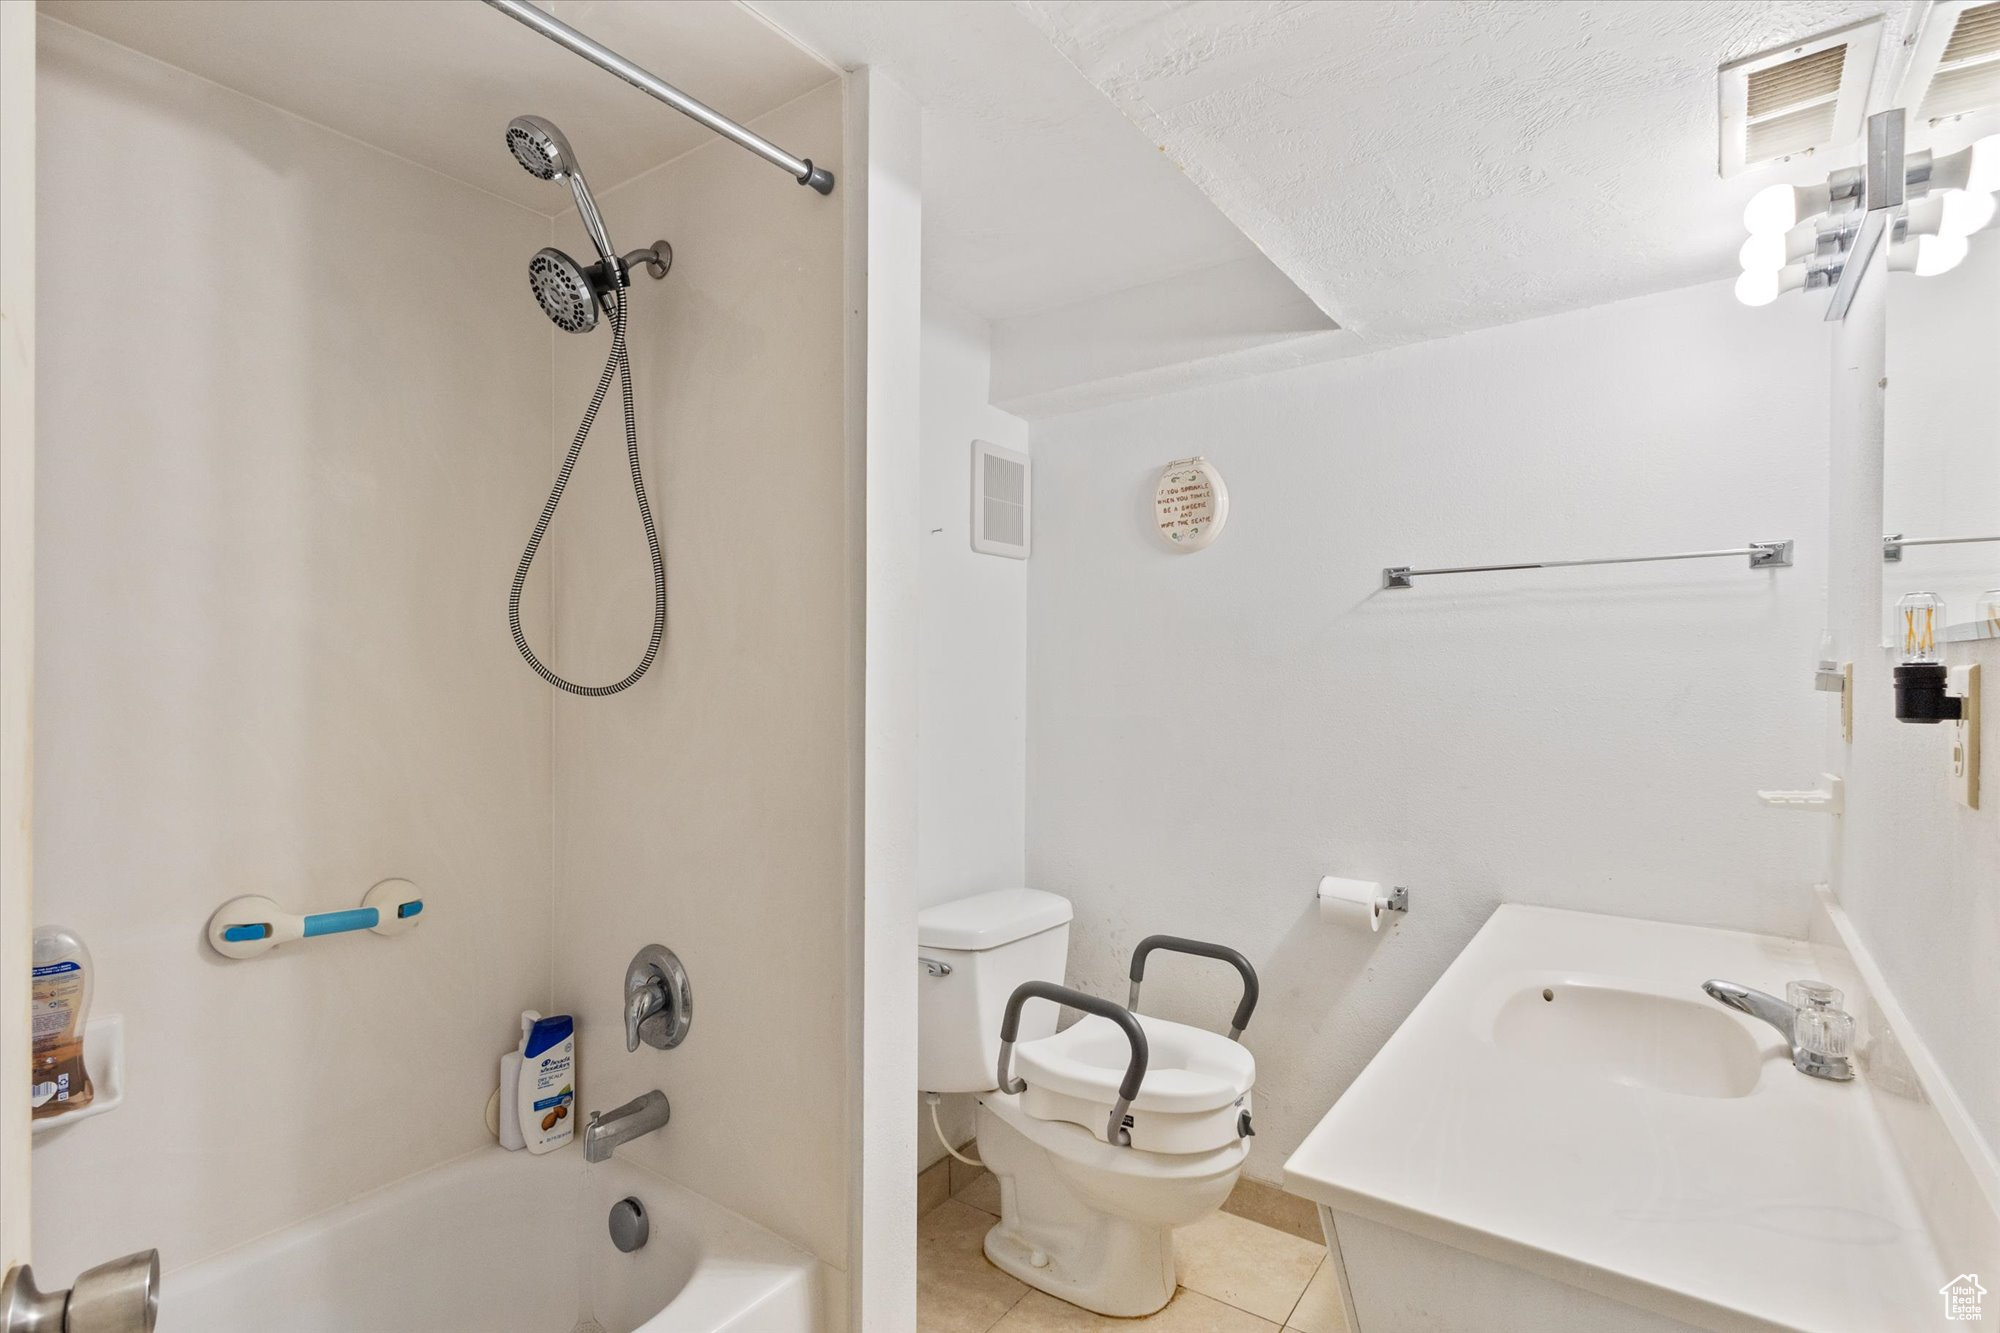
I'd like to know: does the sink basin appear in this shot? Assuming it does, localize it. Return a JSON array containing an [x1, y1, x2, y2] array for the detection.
[[1285, 906, 1946, 1333], [1489, 979, 1765, 1098]]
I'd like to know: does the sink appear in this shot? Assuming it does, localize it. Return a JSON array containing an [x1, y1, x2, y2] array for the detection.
[[1285, 906, 1946, 1333], [1489, 979, 1765, 1098]]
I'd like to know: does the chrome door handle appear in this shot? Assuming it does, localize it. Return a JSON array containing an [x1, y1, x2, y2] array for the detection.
[[3, 1250, 159, 1333]]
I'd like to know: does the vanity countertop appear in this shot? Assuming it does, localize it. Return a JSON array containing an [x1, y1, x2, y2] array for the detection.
[[1283, 905, 1946, 1333]]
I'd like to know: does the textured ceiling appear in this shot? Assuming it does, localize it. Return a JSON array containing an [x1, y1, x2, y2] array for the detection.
[[750, 0, 1301, 321], [38, 0, 838, 215], [1020, 0, 1922, 346]]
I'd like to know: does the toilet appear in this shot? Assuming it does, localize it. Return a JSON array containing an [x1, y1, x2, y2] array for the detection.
[[918, 888, 1257, 1317]]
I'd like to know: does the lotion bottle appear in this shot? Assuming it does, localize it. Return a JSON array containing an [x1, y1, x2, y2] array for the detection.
[[497, 1010, 538, 1151], [31, 926, 94, 1120], [518, 1013, 575, 1153]]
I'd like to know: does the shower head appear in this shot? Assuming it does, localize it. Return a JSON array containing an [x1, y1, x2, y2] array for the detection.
[[505, 115, 576, 181], [528, 248, 599, 334], [505, 114, 618, 272]]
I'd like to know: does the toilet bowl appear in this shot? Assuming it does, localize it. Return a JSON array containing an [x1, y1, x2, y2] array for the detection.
[[918, 890, 1259, 1317]]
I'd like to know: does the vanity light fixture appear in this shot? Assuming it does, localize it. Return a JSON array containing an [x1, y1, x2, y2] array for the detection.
[[1893, 591, 1962, 722], [1735, 128, 1998, 305]]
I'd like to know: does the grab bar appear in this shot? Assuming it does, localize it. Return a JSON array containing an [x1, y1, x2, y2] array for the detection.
[[996, 982, 1148, 1147], [206, 879, 423, 959], [1127, 935, 1260, 1040]]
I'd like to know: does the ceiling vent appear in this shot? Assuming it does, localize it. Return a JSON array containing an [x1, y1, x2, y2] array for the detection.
[[1900, 2, 2000, 127], [1718, 19, 1884, 177]]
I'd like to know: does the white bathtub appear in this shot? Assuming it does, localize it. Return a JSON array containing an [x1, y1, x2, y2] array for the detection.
[[158, 1146, 818, 1332]]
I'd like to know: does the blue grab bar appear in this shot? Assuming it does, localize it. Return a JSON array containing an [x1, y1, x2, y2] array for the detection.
[[304, 907, 381, 938], [207, 880, 425, 959]]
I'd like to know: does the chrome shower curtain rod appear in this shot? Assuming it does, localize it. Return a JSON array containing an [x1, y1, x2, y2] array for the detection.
[[483, 0, 835, 196]]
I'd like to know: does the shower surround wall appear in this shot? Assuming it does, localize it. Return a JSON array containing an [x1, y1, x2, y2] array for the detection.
[[1025, 279, 1834, 1183], [33, 14, 853, 1304], [544, 80, 851, 1287], [32, 20, 554, 1278]]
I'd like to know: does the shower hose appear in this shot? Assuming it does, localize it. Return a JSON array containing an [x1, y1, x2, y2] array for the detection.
[[508, 288, 668, 697]]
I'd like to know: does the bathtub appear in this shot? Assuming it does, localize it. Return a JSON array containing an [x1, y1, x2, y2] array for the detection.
[[158, 1146, 818, 1332]]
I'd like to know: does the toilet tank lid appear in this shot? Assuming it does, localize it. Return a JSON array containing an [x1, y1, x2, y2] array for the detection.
[[918, 889, 1073, 951]]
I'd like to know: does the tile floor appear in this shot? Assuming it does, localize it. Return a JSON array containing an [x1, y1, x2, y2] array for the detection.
[[918, 1163, 1349, 1333]]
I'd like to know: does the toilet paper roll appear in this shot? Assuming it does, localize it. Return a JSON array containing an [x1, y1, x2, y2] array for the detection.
[[1318, 876, 1391, 932]]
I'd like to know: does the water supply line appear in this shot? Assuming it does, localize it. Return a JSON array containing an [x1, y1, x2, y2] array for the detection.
[[925, 1092, 983, 1169]]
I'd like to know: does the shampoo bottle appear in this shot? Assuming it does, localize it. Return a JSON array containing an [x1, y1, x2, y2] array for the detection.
[[31, 926, 94, 1120], [497, 1010, 539, 1151], [517, 1013, 575, 1154]]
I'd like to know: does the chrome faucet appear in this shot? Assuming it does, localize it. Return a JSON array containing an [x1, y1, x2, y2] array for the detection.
[[1702, 979, 1854, 1081], [583, 1089, 672, 1163]]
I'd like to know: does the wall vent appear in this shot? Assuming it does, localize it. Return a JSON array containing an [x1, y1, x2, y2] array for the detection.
[[970, 441, 1029, 559], [1719, 18, 1883, 177], [1901, 2, 2000, 127]]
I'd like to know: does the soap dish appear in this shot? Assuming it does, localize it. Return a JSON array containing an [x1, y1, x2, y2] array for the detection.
[[31, 1013, 124, 1135]]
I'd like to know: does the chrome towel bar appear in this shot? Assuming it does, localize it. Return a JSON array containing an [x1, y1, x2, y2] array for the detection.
[[1384, 540, 1793, 590], [1882, 533, 2000, 562]]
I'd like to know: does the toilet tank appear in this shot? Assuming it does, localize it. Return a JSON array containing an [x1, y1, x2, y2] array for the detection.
[[918, 889, 1073, 1094]]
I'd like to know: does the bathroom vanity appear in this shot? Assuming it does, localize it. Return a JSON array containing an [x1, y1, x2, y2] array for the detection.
[[1284, 903, 1997, 1332]]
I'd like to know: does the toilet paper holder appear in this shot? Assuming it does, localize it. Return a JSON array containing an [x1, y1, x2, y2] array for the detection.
[[1314, 877, 1410, 917]]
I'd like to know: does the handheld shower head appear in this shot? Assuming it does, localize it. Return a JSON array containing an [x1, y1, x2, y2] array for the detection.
[[505, 114, 618, 272], [505, 114, 576, 181]]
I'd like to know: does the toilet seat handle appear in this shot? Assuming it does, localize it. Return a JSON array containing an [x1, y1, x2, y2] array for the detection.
[[1127, 936, 1260, 1040], [995, 981, 1149, 1147]]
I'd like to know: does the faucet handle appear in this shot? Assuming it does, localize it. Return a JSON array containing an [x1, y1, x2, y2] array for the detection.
[[623, 945, 694, 1053], [1787, 980, 1855, 1079]]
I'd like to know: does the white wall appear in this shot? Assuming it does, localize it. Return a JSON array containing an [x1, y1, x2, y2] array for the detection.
[[919, 298, 1030, 907], [852, 68, 925, 1333], [915, 297, 1030, 1164], [1026, 278, 1834, 1180], [544, 80, 851, 1280], [1828, 248, 2000, 1165], [32, 19, 553, 1277]]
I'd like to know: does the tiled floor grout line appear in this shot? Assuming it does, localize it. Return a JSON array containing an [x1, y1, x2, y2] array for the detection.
[[979, 1285, 1027, 1333], [1276, 1254, 1327, 1331], [928, 1179, 1331, 1332], [1187, 1271, 1318, 1330]]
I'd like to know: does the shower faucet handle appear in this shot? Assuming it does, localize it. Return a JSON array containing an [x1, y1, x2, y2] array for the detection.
[[624, 944, 693, 1053]]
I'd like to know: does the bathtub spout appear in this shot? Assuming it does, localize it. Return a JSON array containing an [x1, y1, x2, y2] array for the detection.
[[583, 1090, 671, 1163]]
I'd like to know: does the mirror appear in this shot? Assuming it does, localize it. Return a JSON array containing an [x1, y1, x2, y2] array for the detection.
[[1882, 226, 2000, 645]]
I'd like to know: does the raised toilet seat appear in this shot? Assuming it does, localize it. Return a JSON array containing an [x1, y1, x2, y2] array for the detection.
[[1015, 1012, 1255, 1153], [974, 937, 1262, 1316]]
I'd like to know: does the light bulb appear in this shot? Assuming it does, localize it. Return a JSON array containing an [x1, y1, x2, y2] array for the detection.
[[1896, 592, 1946, 665], [1744, 184, 1802, 235], [1913, 231, 1969, 276], [1739, 233, 1785, 271], [1970, 135, 1998, 194], [1743, 181, 1833, 235], [1735, 268, 1780, 306], [1939, 188, 1997, 238], [1927, 134, 2000, 194]]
